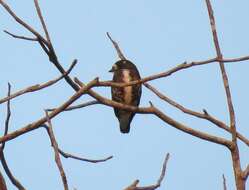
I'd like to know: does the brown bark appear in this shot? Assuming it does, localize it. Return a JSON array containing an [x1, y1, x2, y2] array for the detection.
[[0, 171, 7, 190]]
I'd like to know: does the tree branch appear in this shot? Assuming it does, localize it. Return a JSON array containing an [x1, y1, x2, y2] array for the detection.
[[45, 111, 68, 190], [0, 170, 7, 190], [144, 83, 249, 147], [58, 149, 113, 163], [43, 125, 113, 163], [0, 60, 77, 105], [34, 0, 52, 45], [46, 100, 100, 112], [95, 55, 249, 88], [106, 32, 126, 60], [2, 83, 11, 149], [124, 153, 170, 190], [205, 0, 237, 143], [205, 1, 244, 189], [0, 85, 26, 190], [144, 83, 227, 127], [4, 30, 38, 41], [153, 106, 232, 148]]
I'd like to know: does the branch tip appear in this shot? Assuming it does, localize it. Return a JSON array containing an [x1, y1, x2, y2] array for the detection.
[[106, 32, 126, 60]]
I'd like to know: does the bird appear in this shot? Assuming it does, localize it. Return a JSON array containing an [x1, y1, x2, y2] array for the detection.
[[109, 59, 142, 133]]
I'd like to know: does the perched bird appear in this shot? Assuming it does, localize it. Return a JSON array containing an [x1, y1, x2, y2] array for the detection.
[[109, 59, 142, 133]]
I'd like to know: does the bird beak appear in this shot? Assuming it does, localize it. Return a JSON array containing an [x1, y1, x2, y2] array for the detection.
[[109, 68, 114, 72]]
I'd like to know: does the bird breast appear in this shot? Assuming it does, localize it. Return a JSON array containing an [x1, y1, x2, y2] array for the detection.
[[122, 69, 132, 104]]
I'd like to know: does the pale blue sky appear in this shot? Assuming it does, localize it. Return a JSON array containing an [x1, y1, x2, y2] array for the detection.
[[1, 1, 249, 189]]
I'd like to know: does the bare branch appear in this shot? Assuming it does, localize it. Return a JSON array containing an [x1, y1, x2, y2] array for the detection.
[[0, 85, 26, 190], [0, 170, 7, 190], [43, 125, 113, 163], [0, 78, 98, 143], [4, 30, 38, 41], [34, 0, 52, 44], [58, 149, 113, 163], [144, 83, 249, 147], [221, 55, 249, 63], [144, 83, 227, 127], [107, 32, 126, 60], [0, 60, 77, 105], [46, 100, 100, 112], [123, 153, 170, 190], [223, 174, 227, 190], [96, 55, 249, 89], [153, 107, 232, 148], [205, 1, 245, 189], [2, 83, 11, 149], [45, 111, 68, 190], [205, 0, 237, 142]]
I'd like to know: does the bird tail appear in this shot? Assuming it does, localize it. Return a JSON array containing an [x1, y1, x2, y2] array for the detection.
[[119, 115, 131, 133]]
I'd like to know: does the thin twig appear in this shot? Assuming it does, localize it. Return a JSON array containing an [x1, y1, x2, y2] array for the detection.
[[46, 100, 100, 112], [0, 60, 77, 105], [0, 85, 26, 190], [4, 30, 38, 41], [124, 153, 170, 190], [45, 111, 68, 190], [2, 83, 11, 149], [156, 153, 170, 186], [34, 0, 52, 45], [43, 125, 113, 163], [106, 32, 126, 60], [222, 174, 227, 190], [58, 149, 113, 163]]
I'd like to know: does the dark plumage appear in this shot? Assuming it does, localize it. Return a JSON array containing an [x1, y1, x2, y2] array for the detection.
[[109, 60, 142, 133]]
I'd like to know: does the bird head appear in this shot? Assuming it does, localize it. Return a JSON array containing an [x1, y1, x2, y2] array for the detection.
[[109, 60, 137, 72]]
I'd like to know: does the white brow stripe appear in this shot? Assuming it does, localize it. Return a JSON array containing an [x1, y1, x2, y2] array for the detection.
[[122, 69, 132, 104]]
